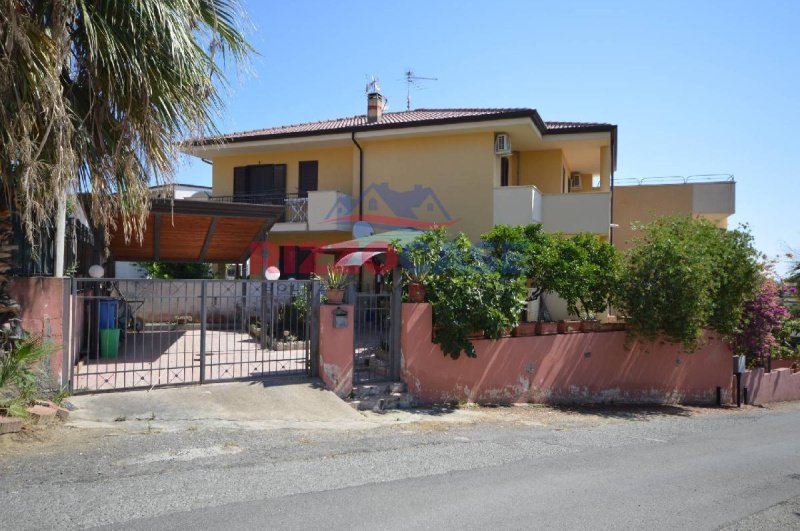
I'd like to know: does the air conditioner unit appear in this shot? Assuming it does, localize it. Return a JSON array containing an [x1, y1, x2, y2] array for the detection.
[[569, 172, 582, 191], [495, 133, 511, 155]]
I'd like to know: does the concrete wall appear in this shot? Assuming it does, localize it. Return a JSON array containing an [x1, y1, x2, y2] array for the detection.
[[401, 303, 732, 405], [518, 149, 564, 193], [492, 186, 542, 226], [741, 368, 800, 406], [319, 304, 353, 398], [8, 277, 69, 386], [541, 192, 611, 235], [613, 183, 735, 249]]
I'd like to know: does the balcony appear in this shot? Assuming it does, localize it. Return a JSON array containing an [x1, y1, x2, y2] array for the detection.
[[492, 186, 543, 226], [208, 190, 352, 232], [493, 186, 611, 235]]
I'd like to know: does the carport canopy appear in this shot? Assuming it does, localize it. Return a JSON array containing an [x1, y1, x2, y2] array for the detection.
[[106, 199, 285, 263]]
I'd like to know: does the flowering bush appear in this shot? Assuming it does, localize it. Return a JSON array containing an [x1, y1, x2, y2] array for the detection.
[[733, 280, 790, 364]]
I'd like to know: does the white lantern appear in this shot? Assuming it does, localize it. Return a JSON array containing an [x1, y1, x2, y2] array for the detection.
[[264, 266, 280, 281], [88, 265, 104, 278]]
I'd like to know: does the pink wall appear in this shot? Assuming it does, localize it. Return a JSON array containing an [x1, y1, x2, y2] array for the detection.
[[741, 368, 800, 406], [319, 304, 354, 398], [401, 303, 733, 405], [8, 277, 68, 385]]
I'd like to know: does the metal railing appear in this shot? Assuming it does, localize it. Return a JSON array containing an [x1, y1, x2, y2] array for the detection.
[[208, 192, 308, 223], [614, 174, 735, 186]]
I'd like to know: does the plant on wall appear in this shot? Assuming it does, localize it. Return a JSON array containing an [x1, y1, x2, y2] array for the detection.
[[618, 216, 760, 349], [402, 229, 527, 359], [550, 233, 620, 320], [733, 279, 790, 365], [481, 223, 558, 318]]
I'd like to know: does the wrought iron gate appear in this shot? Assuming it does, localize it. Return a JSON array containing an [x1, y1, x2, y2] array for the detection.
[[67, 278, 319, 393], [353, 292, 399, 384]]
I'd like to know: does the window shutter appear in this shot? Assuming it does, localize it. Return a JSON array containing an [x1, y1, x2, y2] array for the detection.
[[233, 166, 248, 197], [298, 161, 318, 198]]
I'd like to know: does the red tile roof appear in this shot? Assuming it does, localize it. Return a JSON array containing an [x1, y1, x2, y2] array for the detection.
[[188, 108, 615, 145]]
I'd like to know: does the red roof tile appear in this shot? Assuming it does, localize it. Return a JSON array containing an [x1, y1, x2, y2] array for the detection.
[[188, 108, 614, 145]]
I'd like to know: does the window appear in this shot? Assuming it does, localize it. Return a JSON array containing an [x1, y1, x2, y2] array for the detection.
[[500, 157, 509, 187], [298, 161, 318, 198], [278, 246, 315, 279], [592, 175, 601, 189], [233, 164, 287, 203]]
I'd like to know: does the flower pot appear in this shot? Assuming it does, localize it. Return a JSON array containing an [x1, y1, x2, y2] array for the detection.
[[557, 320, 582, 334], [513, 322, 538, 337], [408, 282, 426, 303], [325, 288, 345, 304], [467, 330, 485, 340], [536, 321, 558, 335], [580, 320, 600, 332], [498, 328, 513, 338]]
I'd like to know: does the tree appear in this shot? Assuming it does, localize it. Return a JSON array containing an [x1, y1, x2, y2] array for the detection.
[[618, 216, 760, 349], [137, 262, 212, 280], [0, 0, 251, 330], [733, 279, 790, 365], [551, 233, 621, 320]]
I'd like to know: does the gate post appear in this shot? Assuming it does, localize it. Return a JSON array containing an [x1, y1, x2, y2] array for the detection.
[[309, 280, 321, 377], [390, 266, 403, 381], [199, 280, 207, 383]]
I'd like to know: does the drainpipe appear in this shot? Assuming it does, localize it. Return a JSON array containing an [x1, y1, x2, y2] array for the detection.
[[351, 132, 363, 221], [609, 168, 615, 245]]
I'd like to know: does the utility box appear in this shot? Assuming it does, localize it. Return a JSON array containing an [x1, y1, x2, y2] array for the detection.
[[333, 307, 348, 329], [733, 355, 746, 375]]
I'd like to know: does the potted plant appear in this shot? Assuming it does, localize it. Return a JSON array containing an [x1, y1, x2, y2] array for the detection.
[[405, 256, 431, 303], [537, 321, 559, 335], [313, 265, 349, 304]]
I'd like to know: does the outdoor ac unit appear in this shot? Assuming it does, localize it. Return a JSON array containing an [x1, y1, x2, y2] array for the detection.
[[495, 133, 511, 155], [569, 172, 582, 191]]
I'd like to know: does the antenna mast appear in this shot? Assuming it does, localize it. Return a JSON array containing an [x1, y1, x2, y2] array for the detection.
[[404, 70, 438, 110]]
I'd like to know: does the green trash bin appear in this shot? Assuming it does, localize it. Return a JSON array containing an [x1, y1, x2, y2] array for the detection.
[[99, 328, 120, 358]]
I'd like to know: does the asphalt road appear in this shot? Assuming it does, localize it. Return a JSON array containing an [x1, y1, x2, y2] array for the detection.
[[2, 402, 800, 530]]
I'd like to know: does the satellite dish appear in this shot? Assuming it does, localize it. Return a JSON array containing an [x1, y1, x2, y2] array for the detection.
[[352, 221, 374, 239]]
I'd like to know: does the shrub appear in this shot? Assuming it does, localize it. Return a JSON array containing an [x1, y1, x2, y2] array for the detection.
[[618, 216, 760, 349], [733, 280, 790, 364], [550, 233, 621, 320], [0, 336, 55, 417]]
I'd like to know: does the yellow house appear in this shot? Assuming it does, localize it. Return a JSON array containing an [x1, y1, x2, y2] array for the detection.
[[182, 90, 734, 278]]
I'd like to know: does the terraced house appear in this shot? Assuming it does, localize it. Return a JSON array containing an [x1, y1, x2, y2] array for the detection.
[[182, 88, 734, 279]]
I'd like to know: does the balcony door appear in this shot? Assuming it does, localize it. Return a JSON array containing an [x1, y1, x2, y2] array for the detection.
[[233, 164, 287, 203], [298, 160, 318, 198]]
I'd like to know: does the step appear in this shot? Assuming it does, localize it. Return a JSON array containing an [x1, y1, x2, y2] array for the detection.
[[351, 382, 407, 399], [349, 392, 415, 412]]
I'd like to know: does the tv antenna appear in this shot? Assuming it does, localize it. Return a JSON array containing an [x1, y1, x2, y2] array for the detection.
[[404, 70, 437, 110]]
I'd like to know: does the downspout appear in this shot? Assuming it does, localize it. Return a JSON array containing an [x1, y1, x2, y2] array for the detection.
[[351, 132, 364, 221]]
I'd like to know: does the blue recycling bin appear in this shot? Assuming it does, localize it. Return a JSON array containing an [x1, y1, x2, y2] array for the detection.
[[98, 299, 118, 329]]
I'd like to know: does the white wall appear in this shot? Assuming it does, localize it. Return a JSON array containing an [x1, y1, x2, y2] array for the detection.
[[492, 186, 543, 227], [541, 192, 611, 234]]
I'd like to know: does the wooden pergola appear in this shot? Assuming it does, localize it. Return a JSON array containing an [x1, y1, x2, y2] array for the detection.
[[105, 199, 284, 264]]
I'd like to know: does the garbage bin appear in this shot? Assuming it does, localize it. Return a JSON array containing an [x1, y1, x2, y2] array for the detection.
[[98, 299, 118, 329], [99, 328, 120, 358]]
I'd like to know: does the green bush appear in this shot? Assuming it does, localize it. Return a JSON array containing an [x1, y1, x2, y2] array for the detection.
[[0, 336, 55, 417], [618, 216, 760, 349]]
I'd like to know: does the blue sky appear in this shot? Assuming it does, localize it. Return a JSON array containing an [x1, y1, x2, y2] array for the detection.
[[176, 0, 799, 269]]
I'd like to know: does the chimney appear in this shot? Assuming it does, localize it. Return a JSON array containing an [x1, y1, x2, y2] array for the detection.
[[366, 79, 384, 123], [367, 92, 384, 123]]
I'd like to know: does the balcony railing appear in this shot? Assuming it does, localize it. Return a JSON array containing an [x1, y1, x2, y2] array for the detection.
[[208, 192, 308, 223], [614, 174, 734, 186]]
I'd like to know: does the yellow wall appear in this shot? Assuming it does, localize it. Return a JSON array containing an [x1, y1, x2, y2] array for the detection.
[[360, 132, 496, 240], [517, 149, 564, 193], [211, 146, 354, 197], [613, 184, 693, 249]]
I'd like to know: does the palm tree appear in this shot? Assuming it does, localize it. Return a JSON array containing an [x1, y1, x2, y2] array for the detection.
[[0, 0, 251, 330]]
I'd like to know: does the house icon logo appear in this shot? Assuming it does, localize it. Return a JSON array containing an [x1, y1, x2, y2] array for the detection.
[[323, 183, 456, 229]]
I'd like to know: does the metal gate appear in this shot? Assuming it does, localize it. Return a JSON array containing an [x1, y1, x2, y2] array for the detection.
[[353, 292, 399, 384], [67, 278, 319, 393]]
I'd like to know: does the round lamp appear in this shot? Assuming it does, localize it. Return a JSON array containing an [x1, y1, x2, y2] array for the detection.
[[264, 266, 281, 281], [88, 265, 104, 279]]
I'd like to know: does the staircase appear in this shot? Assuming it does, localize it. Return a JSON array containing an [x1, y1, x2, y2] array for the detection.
[[348, 381, 415, 411]]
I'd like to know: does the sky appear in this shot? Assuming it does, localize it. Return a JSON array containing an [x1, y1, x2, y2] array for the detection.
[[175, 0, 800, 271]]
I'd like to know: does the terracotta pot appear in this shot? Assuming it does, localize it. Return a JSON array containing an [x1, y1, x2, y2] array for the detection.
[[536, 322, 558, 335], [325, 288, 345, 304], [408, 282, 426, 303], [581, 320, 600, 332], [512, 322, 538, 337], [467, 330, 485, 340], [557, 320, 582, 334], [498, 328, 513, 338]]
